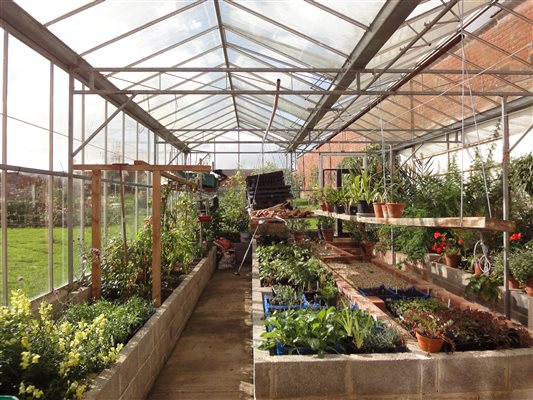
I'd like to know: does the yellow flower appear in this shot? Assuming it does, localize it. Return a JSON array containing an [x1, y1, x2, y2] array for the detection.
[[26, 384, 35, 393], [34, 389, 44, 398], [32, 354, 40, 364], [21, 335, 29, 349], [21, 351, 30, 369], [75, 384, 87, 399], [19, 383, 26, 395]]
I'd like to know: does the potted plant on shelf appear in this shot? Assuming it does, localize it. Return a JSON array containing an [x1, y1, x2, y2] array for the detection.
[[357, 172, 382, 216], [508, 247, 533, 296], [323, 187, 337, 212], [403, 309, 452, 353], [432, 232, 463, 268], [384, 182, 405, 218], [286, 218, 310, 244], [372, 192, 385, 218], [318, 216, 335, 242], [346, 174, 362, 215], [333, 187, 347, 214]]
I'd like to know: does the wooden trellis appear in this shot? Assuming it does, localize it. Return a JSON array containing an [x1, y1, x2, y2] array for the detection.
[[73, 162, 211, 307]]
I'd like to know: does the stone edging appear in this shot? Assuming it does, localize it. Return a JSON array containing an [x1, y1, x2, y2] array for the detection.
[[85, 247, 217, 400], [253, 242, 533, 399]]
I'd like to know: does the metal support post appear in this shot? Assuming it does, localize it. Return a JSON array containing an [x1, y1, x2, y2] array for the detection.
[[390, 145, 395, 267], [1, 32, 9, 304], [67, 73, 74, 283], [502, 97, 511, 319]]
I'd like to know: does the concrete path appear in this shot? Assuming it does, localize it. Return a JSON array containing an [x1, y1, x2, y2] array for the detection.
[[147, 265, 253, 400]]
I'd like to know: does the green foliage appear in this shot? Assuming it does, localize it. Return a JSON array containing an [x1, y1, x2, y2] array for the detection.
[[317, 216, 335, 228], [465, 274, 500, 303], [285, 218, 310, 233], [270, 285, 301, 307], [215, 172, 249, 236], [0, 291, 152, 399], [259, 307, 404, 357], [508, 248, 533, 285], [510, 152, 533, 197], [387, 298, 445, 318]]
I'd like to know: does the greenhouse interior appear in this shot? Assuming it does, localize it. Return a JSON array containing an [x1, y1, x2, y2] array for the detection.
[[0, 0, 532, 399]]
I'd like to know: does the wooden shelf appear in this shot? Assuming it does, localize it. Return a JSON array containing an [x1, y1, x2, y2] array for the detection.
[[313, 210, 515, 232]]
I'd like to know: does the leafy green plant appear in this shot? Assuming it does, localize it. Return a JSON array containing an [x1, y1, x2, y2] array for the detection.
[[0, 291, 152, 399], [387, 298, 445, 318], [270, 285, 300, 307], [285, 218, 310, 233], [317, 216, 335, 229], [508, 248, 533, 285], [465, 274, 500, 303]]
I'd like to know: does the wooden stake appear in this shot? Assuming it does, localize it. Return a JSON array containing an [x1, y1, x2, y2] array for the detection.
[[91, 170, 101, 299], [152, 171, 162, 307]]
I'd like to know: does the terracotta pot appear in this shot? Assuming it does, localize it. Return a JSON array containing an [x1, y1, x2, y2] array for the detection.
[[386, 202, 405, 218], [526, 278, 533, 296], [321, 227, 334, 242], [416, 332, 444, 353], [473, 261, 482, 275], [320, 202, 327, 211], [373, 202, 385, 218], [293, 232, 305, 243], [381, 204, 390, 218], [444, 253, 461, 268], [325, 202, 334, 212], [361, 241, 375, 260], [508, 276, 520, 289]]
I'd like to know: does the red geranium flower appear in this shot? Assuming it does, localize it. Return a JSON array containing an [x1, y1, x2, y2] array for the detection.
[[458, 239, 463, 245], [510, 232, 521, 242], [434, 232, 441, 239]]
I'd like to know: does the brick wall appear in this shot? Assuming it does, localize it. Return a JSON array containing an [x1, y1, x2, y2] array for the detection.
[[296, 1, 532, 192]]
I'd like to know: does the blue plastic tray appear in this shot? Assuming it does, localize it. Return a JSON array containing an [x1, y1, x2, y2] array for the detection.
[[357, 285, 400, 301]]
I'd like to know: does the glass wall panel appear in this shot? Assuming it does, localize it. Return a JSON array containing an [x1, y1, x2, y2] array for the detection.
[[6, 172, 49, 299]]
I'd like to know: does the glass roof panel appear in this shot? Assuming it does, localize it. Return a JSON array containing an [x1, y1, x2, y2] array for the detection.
[[229, 0, 366, 55], [314, 0, 386, 26], [219, 1, 346, 68], [14, 0, 90, 25], [82, 3, 215, 67]]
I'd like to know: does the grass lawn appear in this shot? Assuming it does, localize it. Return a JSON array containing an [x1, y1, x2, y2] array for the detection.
[[0, 222, 138, 302]]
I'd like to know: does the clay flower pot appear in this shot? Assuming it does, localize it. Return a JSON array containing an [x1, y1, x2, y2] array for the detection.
[[444, 253, 461, 268], [373, 202, 385, 218], [386, 202, 405, 218], [508, 276, 520, 289], [293, 232, 305, 243], [321, 227, 334, 242], [415, 332, 444, 353], [525, 278, 533, 296]]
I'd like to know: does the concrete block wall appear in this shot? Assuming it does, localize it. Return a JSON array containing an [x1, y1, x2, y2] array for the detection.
[[84, 247, 216, 400], [253, 244, 533, 399]]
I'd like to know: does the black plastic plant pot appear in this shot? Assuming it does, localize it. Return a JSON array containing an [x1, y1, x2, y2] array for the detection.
[[356, 200, 374, 215], [334, 204, 345, 214]]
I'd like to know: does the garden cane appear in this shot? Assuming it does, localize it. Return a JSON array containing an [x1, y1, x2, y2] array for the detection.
[[234, 220, 264, 276]]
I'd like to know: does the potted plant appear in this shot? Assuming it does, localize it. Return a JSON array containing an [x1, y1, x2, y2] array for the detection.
[[384, 182, 405, 218], [403, 309, 452, 353], [333, 188, 347, 214], [372, 192, 385, 218], [318, 216, 335, 242], [357, 172, 381, 216], [345, 174, 362, 215], [431, 232, 463, 268], [508, 248, 533, 296], [316, 282, 339, 307], [286, 218, 310, 243]]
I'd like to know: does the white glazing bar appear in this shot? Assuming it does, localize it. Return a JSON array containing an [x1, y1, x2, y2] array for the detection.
[[1, 32, 9, 304], [135, 122, 139, 231], [48, 62, 54, 291], [79, 86, 86, 247], [103, 102, 108, 240]]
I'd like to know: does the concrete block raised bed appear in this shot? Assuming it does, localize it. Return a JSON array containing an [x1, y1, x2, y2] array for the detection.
[[84, 247, 216, 400], [253, 245, 533, 399]]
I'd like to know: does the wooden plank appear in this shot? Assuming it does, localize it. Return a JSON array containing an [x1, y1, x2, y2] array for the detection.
[[73, 163, 211, 172], [91, 170, 101, 300], [152, 170, 162, 307], [313, 210, 516, 232]]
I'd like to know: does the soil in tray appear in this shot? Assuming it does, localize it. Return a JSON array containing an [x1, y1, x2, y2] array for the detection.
[[394, 287, 430, 299]]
